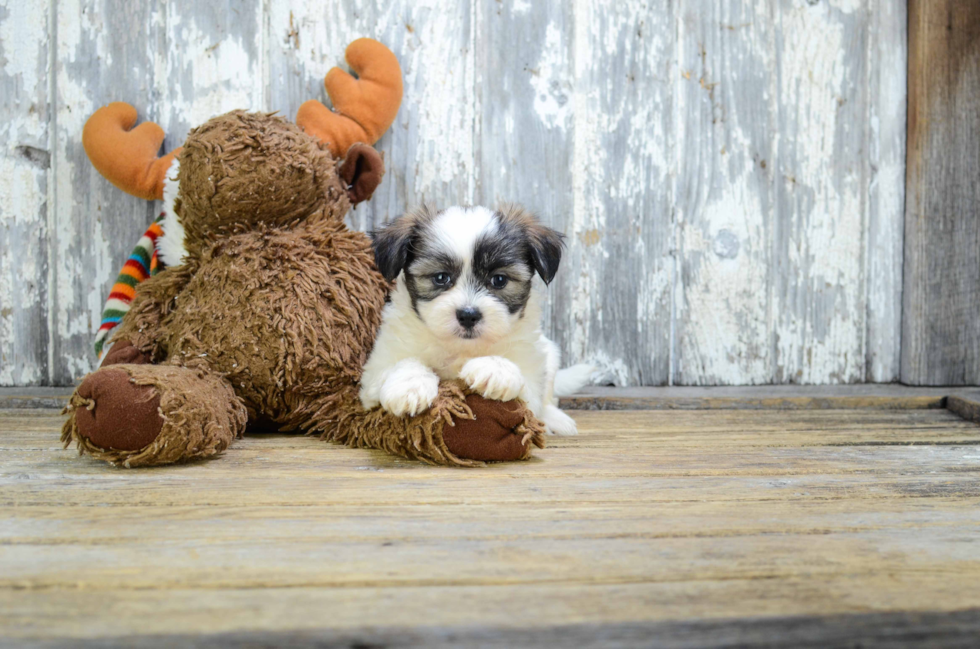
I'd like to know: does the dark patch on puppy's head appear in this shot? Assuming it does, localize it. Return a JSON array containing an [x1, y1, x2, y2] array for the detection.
[[473, 214, 535, 315]]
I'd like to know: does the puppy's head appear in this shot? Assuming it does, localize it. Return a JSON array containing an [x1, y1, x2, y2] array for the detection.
[[372, 205, 564, 344]]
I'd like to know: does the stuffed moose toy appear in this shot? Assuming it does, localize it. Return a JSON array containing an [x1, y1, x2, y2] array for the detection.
[[62, 39, 545, 467]]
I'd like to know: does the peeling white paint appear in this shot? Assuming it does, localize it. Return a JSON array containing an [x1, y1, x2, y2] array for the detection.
[[568, 0, 605, 363], [529, 22, 571, 131], [0, 0, 46, 94], [159, 9, 265, 134], [864, 0, 906, 382], [774, 2, 866, 383], [0, 0, 49, 385]]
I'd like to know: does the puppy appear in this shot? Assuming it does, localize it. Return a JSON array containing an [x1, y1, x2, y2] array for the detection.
[[359, 205, 592, 435]]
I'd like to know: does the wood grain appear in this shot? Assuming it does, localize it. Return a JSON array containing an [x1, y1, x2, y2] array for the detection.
[[553, 0, 674, 386], [674, 0, 772, 385], [4, 592, 980, 648], [772, 0, 868, 384], [3, 407, 980, 643], [865, 0, 907, 382], [902, 0, 980, 385], [50, 1, 162, 385], [0, 1, 51, 385], [946, 391, 980, 424]]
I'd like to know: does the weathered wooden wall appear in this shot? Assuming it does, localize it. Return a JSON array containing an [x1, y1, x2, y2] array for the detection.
[[0, 0, 908, 387]]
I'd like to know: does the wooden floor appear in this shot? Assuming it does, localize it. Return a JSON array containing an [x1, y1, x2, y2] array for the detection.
[[3, 397, 980, 647]]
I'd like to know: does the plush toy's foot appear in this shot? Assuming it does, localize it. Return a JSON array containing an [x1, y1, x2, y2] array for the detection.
[[443, 394, 544, 462], [62, 364, 247, 468], [310, 382, 546, 467], [73, 368, 164, 452]]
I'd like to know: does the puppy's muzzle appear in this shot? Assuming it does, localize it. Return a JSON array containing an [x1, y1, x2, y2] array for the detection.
[[456, 307, 483, 330]]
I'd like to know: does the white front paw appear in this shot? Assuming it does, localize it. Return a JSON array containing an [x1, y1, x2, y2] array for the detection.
[[460, 356, 525, 402], [379, 360, 440, 417]]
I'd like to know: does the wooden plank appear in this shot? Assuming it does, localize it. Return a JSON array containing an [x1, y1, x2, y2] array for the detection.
[[561, 385, 952, 410], [673, 0, 774, 385], [770, 0, 871, 384], [50, 0, 162, 385], [10, 433, 980, 479], [0, 1, 51, 385], [267, 0, 478, 234], [902, 0, 980, 385], [5, 411, 980, 508], [3, 588, 980, 648], [865, 0, 907, 382], [946, 391, 980, 425], [4, 523, 980, 590], [0, 388, 71, 409], [7, 498, 980, 545]]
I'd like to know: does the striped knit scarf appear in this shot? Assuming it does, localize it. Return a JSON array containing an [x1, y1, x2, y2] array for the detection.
[[94, 213, 166, 358]]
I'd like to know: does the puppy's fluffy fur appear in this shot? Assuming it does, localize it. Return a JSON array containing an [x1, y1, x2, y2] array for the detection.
[[359, 205, 591, 435]]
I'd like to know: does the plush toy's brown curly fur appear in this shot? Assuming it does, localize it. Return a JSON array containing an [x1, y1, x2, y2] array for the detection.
[[62, 41, 545, 468]]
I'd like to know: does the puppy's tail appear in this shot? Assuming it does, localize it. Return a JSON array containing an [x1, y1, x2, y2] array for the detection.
[[554, 364, 594, 397]]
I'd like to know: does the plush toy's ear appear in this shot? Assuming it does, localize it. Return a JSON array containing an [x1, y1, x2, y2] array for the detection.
[[339, 143, 384, 205], [83, 102, 181, 201], [296, 38, 403, 158], [526, 223, 565, 285]]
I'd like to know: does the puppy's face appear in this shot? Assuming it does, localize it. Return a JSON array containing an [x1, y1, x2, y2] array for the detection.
[[373, 205, 564, 345]]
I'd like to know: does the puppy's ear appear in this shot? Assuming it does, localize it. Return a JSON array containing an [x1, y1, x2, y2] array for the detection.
[[527, 223, 565, 285], [371, 207, 432, 282], [371, 221, 411, 282], [497, 204, 566, 285]]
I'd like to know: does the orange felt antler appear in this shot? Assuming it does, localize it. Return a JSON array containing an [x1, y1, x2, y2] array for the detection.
[[82, 103, 180, 201], [296, 38, 403, 157]]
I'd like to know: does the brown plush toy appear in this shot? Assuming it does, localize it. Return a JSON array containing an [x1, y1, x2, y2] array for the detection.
[[62, 39, 545, 468]]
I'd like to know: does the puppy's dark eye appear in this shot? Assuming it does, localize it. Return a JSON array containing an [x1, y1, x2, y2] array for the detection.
[[490, 274, 509, 289], [433, 272, 452, 287]]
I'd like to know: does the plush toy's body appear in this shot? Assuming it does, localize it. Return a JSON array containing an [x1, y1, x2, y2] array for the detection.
[[62, 39, 545, 468]]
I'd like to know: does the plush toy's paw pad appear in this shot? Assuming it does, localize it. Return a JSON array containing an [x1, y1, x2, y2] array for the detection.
[[443, 395, 529, 462], [542, 404, 578, 436], [101, 340, 152, 367], [379, 361, 440, 417], [74, 368, 164, 451], [460, 356, 525, 402]]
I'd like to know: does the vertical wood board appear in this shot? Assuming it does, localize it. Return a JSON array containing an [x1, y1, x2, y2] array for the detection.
[[771, 0, 870, 384], [902, 0, 980, 385], [673, 0, 775, 385], [0, 0, 51, 385]]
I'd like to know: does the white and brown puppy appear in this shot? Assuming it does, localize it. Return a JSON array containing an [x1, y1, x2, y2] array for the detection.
[[359, 205, 592, 435]]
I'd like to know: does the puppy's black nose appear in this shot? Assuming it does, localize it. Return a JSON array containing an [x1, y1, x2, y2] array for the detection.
[[456, 307, 483, 329]]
